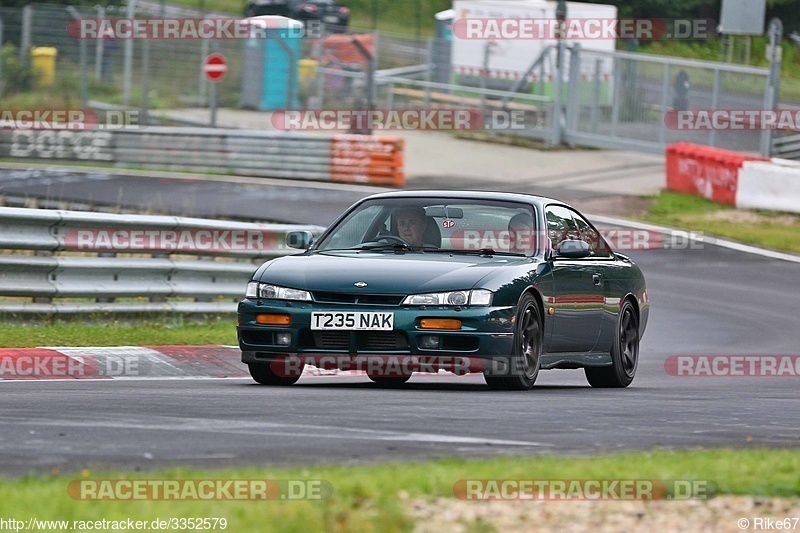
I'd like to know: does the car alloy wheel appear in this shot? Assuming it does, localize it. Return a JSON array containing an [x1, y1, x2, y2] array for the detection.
[[585, 299, 639, 388], [485, 293, 541, 390]]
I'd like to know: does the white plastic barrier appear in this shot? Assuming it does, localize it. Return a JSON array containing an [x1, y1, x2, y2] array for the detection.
[[737, 158, 800, 214]]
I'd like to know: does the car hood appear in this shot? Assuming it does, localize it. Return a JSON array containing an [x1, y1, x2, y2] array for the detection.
[[255, 251, 523, 294]]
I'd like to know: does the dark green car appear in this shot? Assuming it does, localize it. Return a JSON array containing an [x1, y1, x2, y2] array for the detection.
[[238, 191, 649, 390]]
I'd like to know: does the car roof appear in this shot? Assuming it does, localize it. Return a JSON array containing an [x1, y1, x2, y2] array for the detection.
[[361, 190, 570, 210]]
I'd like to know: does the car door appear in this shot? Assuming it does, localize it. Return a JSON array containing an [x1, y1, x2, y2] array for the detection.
[[569, 209, 622, 353], [545, 205, 604, 353]]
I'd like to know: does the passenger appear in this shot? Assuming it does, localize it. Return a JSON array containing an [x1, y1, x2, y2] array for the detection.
[[508, 213, 534, 254]]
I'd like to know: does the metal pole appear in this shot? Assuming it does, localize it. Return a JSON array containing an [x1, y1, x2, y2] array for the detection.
[[565, 44, 580, 139], [424, 37, 434, 109], [761, 18, 783, 156], [550, 0, 567, 147], [20, 5, 32, 67], [210, 82, 218, 127], [200, 38, 209, 103], [550, 40, 564, 147], [67, 6, 89, 109], [708, 68, 720, 147], [95, 6, 105, 81], [480, 42, 491, 115], [351, 34, 376, 134], [0, 17, 3, 99], [80, 37, 88, 109], [658, 63, 670, 146], [590, 58, 601, 133], [123, 0, 136, 106], [140, 40, 150, 125]]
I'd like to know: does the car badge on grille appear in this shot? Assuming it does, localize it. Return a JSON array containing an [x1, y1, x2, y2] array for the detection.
[[354, 282, 368, 288]]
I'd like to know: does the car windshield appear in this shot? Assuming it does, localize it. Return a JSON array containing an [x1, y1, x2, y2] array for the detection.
[[314, 198, 540, 255]]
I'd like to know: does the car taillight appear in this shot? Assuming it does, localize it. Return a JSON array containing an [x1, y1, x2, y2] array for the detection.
[[339, 6, 349, 15], [301, 3, 319, 13]]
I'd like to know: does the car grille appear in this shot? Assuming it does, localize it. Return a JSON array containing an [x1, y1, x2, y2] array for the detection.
[[312, 292, 404, 306], [307, 331, 409, 352], [313, 331, 350, 350]]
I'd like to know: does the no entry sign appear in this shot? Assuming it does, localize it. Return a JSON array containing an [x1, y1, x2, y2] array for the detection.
[[203, 53, 227, 83]]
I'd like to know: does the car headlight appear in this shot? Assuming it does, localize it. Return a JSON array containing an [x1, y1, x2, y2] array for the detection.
[[246, 281, 312, 301], [403, 289, 493, 306]]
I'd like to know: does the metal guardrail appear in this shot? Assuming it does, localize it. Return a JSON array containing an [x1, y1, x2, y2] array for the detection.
[[772, 132, 800, 160], [0, 206, 324, 315], [0, 127, 405, 186]]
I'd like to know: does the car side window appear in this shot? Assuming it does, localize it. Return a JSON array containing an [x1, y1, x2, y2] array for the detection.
[[569, 210, 613, 257], [545, 206, 579, 251]]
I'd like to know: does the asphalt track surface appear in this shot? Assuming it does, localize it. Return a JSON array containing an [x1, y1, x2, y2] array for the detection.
[[1, 168, 799, 476]]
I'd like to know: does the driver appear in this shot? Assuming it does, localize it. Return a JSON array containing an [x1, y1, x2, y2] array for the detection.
[[394, 207, 427, 248]]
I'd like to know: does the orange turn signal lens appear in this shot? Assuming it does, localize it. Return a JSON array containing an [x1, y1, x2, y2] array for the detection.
[[256, 314, 291, 326], [419, 318, 462, 330]]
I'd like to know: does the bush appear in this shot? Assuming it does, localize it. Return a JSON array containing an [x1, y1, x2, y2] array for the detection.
[[1, 43, 36, 95]]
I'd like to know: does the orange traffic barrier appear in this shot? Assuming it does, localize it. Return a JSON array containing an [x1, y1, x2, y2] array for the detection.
[[330, 134, 405, 186]]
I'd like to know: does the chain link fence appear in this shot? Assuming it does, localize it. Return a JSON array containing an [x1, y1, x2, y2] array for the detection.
[[0, 3, 783, 156]]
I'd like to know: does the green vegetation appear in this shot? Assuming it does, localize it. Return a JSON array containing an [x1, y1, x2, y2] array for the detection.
[[0, 317, 237, 347], [641, 191, 800, 255], [0, 449, 798, 531]]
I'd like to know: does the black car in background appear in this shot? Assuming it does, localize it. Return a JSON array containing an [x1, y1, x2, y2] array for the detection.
[[244, 0, 350, 32]]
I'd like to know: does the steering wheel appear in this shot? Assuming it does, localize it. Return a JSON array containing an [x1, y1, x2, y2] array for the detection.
[[378, 235, 412, 248]]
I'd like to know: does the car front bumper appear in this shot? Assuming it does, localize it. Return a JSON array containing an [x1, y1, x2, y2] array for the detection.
[[237, 298, 516, 368]]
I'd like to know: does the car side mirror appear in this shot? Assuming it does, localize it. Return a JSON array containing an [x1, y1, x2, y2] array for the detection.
[[286, 230, 314, 250], [555, 239, 591, 259]]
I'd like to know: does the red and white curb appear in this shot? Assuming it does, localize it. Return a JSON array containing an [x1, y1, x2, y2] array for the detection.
[[0, 345, 248, 381], [0, 346, 478, 382]]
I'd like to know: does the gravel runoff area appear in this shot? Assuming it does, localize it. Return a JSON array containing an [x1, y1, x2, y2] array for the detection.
[[408, 495, 800, 532]]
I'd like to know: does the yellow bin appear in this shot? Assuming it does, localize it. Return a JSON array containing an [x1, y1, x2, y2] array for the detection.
[[298, 58, 318, 84], [31, 47, 58, 87]]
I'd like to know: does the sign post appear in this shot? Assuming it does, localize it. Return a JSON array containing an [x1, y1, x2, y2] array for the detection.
[[203, 53, 227, 128]]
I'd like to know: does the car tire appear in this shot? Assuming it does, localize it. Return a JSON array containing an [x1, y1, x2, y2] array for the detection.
[[484, 293, 541, 391], [248, 362, 301, 386], [585, 299, 639, 388], [367, 374, 411, 387]]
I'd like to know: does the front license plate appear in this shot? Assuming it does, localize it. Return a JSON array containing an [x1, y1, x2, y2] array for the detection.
[[311, 312, 393, 331]]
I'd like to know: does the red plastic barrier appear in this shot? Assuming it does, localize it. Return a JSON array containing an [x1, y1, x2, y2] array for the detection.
[[665, 143, 768, 205]]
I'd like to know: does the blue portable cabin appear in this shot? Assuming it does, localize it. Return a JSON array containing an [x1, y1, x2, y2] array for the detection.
[[240, 16, 303, 110]]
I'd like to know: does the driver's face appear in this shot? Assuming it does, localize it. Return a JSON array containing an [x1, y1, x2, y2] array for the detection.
[[396, 213, 425, 246]]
